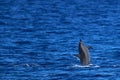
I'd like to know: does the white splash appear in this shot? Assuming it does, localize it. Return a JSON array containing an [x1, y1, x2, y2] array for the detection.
[[72, 64, 90, 68], [72, 64, 100, 68]]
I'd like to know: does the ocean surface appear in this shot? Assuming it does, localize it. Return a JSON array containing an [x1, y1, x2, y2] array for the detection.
[[0, 0, 120, 80]]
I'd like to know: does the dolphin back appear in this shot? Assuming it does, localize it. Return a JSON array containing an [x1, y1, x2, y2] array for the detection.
[[80, 42, 90, 65]]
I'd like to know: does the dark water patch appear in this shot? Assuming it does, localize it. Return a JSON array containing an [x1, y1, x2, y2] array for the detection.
[[48, 72, 69, 80], [18, 28, 36, 32], [22, 51, 40, 57], [13, 40, 32, 45], [1, 45, 18, 49], [0, 21, 7, 25], [93, 73, 113, 77], [46, 30, 71, 34]]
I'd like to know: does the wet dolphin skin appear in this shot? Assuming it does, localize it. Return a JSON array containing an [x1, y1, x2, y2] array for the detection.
[[74, 40, 90, 65]]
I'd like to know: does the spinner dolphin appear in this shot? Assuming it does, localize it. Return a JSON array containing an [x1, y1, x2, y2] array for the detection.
[[74, 40, 91, 65]]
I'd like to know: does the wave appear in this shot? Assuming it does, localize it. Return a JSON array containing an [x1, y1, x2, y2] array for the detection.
[[72, 64, 100, 68]]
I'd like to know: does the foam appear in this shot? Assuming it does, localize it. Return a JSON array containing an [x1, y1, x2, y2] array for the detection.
[[72, 64, 100, 68]]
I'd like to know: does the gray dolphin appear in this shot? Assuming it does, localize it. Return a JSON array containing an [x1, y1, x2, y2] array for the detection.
[[74, 40, 90, 65]]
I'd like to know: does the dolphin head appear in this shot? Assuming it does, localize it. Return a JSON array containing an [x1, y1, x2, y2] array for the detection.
[[79, 39, 82, 44]]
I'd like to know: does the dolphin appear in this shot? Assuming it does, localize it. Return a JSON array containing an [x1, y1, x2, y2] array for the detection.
[[74, 39, 91, 65]]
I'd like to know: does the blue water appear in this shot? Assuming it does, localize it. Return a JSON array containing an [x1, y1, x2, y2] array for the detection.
[[0, 0, 120, 80]]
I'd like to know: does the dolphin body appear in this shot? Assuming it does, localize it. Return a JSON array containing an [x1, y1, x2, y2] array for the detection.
[[74, 40, 90, 65]]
